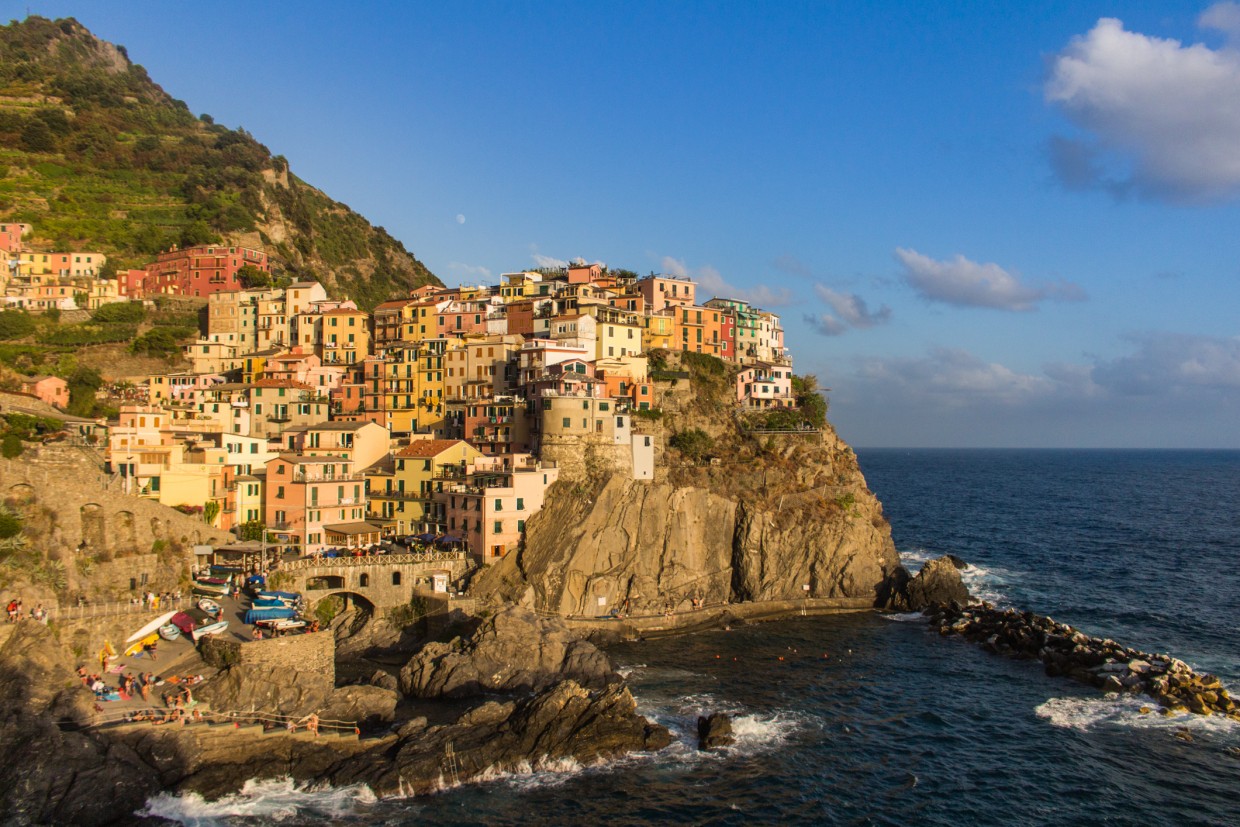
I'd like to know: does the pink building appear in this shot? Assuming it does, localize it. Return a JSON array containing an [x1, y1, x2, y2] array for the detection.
[[265, 454, 370, 554], [438, 454, 560, 564], [736, 362, 795, 409], [19, 375, 69, 409], [637, 275, 697, 313]]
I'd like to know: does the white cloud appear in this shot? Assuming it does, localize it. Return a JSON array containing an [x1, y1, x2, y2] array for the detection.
[[1045, 15, 1240, 202], [855, 347, 1054, 405], [531, 253, 569, 269], [1200, 1, 1240, 40], [812, 284, 892, 332], [447, 261, 492, 280], [1092, 332, 1240, 394], [660, 256, 793, 307], [894, 248, 1085, 311]]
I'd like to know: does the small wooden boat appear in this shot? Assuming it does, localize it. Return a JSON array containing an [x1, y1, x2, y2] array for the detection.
[[197, 576, 230, 586], [158, 623, 181, 641], [192, 582, 228, 597], [192, 620, 229, 642], [198, 598, 222, 615], [125, 611, 178, 644], [255, 617, 306, 632]]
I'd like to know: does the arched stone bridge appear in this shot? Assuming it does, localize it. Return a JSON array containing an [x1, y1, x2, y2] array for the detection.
[[275, 551, 472, 610]]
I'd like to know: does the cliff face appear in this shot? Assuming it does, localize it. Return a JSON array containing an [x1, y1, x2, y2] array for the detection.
[[476, 423, 901, 617]]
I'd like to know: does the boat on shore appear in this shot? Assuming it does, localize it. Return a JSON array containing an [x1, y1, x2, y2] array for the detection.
[[125, 611, 178, 644], [192, 620, 229, 641], [158, 623, 181, 641]]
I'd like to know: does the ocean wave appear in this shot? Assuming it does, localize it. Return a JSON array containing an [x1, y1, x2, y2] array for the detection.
[[138, 777, 377, 825], [1035, 695, 1240, 738], [880, 612, 927, 623]]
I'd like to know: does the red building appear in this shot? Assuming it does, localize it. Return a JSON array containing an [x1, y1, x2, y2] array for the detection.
[[124, 245, 269, 299]]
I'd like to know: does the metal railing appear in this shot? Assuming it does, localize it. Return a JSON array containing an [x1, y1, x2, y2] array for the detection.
[[51, 597, 190, 622], [279, 550, 466, 570], [76, 706, 359, 737]]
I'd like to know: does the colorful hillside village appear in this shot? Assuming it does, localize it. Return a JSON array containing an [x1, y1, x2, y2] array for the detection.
[[5, 225, 797, 565]]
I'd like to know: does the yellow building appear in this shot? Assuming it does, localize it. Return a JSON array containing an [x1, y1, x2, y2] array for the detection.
[[498, 271, 546, 301], [367, 439, 480, 534], [642, 311, 675, 353], [321, 308, 371, 365]]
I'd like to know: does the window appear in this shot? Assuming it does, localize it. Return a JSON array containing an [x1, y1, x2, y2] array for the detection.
[[392, 572, 402, 586], [359, 573, 369, 587], [517, 519, 525, 533], [276, 486, 285, 498], [494, 520, 502, 533], [494, 498, 503, 511], [516, 497, 524, 511], [562, 417, 571, 428]]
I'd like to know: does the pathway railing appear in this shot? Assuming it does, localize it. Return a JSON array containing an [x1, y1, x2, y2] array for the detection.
[[73, 706, 359, 737], [51, 597, 190, 622], [279, 550, 466, 571]]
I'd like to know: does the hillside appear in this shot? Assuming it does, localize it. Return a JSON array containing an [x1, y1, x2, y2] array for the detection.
[[0, 16, 440, 308]]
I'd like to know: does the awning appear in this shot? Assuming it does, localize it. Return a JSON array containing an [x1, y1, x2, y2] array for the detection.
[[323, 521, 383, 535]]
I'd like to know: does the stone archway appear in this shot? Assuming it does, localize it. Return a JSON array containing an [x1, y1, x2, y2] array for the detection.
[[6, 483, 35, 506], [80, 503, 106, 559], [114, 511, 138, 557]]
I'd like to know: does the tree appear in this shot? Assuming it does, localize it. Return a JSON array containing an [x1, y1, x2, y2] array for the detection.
[[237, 520, 266, 542], [67, 366, 103, 418], [792, 374, 828, 429], [236, 263, 271, 289], [131, 328, 180, 357], [179, 219, 215, 247]]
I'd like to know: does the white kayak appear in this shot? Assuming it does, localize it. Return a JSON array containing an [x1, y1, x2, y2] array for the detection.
[[125, 610, 178, 644], [192, 620, 229, 641]]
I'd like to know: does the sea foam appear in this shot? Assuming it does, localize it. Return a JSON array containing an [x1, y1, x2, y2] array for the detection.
[[138, 777, 377, 825], [1035, 695, 1240, 737]]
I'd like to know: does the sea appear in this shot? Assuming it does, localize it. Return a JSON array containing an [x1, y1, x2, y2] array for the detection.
[[142, 449, 1240, 826]]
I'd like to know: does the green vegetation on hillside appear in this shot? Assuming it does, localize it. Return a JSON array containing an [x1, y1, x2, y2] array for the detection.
[[0, 16, 440, 307]]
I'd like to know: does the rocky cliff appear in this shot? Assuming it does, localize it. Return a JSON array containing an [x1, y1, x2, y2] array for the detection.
[[476, 399, 903, 617]]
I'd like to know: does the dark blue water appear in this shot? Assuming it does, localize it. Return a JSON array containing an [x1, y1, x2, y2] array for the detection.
[[147, 450, 1240, 826]]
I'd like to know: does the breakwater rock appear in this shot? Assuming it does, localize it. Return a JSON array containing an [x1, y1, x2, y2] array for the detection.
[[929, 602, 1239, 718]]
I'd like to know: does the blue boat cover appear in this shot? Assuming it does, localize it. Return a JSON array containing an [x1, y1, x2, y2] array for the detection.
[[243, 606, 297, 624], [251, 598, 287, 608]]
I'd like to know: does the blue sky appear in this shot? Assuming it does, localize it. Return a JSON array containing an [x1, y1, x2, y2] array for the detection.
[[8, 1, 1240, 447]]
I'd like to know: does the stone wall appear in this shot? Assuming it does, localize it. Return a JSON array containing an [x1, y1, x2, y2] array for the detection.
[[241, 631, 334, 684], [202, 630, 335, 688], [0, 447, 231, 604]]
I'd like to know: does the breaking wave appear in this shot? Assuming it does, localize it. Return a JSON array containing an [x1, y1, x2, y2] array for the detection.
[[138, 777, 377, 825]]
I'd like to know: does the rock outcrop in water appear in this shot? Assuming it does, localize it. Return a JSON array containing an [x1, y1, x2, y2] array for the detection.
[[879, 555, 970, 611], [399, 607, 618, 699], [929, 602, 1239, 719], [329, 680, 671, 797]]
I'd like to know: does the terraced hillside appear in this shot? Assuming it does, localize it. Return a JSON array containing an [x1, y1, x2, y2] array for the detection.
[[0, 16, 439, 308]]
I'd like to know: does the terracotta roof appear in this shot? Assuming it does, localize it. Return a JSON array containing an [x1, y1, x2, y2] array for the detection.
[[253, 379, 315, 390], [396, 439, 468, 458]]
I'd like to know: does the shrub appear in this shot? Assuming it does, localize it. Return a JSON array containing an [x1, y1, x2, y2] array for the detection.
[[1, 433, 24, 459], [0, 311, 35, 340], [669, 428, 713, 462], [91, 302, 146, 324]]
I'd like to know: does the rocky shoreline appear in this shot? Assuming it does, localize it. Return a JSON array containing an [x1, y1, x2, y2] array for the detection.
[[927, 601, 1239, 719]]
